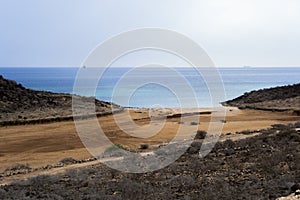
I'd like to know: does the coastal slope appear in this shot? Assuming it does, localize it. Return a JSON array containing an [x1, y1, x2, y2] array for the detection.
[[222, 83, 300, 114], [0, 75, 122, 124]]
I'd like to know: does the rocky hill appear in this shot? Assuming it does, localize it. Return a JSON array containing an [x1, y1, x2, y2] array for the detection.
[[0, 75, 122, 125], [222, 83, 300, 114]]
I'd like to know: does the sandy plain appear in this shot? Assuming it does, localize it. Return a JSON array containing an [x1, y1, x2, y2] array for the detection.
[[0, 107, 299, 173]]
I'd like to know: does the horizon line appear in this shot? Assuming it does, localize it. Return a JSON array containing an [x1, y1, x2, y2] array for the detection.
[[0, 66, 300, 68]]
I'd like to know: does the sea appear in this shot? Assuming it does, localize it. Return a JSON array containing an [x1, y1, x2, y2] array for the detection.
[[0, 67, 299, 108]]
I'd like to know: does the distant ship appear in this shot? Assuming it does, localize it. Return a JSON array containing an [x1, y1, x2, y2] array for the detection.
[[243, 66, 252, 68]]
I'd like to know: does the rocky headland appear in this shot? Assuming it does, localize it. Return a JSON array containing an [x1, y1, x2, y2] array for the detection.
[[222, 83, 300, 115], [0, 75, 123, 125]]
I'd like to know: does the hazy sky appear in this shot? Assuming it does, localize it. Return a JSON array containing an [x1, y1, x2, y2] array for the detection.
[[1, 0, 300, 67]]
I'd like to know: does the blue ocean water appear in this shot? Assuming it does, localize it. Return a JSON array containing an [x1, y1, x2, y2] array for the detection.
[[0, 67, 299, 108]]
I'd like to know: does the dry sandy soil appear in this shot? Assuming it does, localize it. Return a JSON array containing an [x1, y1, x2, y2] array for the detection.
[[0, 107, 299, 173]]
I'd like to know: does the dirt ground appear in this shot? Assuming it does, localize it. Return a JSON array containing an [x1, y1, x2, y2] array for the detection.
[[0, 107, 299, 172]]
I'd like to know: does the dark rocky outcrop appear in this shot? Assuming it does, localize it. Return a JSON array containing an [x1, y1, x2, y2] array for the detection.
[[0, 75, 123, 125], [222, 83, 300, 114]]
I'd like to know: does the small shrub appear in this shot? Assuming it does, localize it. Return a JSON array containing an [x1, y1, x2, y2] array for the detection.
[[222, 139, 235, 148], [59, 157, 77, 165], [191, 141, 202, 148], [65, 168, 80, 178], [291, 183, 300, 192], [239, 130, 252, 135], [140, 144, 149, 150], [271, 124, 291, 130], [277, 129, 298, 138], [290, 133, 300, 142], [4, 163, 31, 172], [195, 130, 207, 139], [188, 141, 202, 154], [190, 122, 199, 126], [28, 174, 59, 185], [105, 144, 128, 153]]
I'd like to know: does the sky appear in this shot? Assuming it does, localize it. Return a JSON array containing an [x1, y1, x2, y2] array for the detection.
[[0, 0, 300, 67]]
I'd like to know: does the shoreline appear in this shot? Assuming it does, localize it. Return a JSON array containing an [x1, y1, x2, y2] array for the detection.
[[0, 105, 218, 127], [1, 104, 299, 127]]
